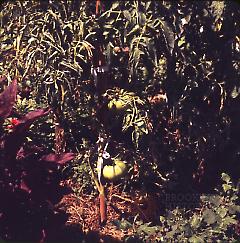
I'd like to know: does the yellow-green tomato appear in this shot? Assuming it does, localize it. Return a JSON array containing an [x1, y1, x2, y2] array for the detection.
[[114, 100, 126, 110], [108, 99, 126, 111], [102, 160, 127, 180]]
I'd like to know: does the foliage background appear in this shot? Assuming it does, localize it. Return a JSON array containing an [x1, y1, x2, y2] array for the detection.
[[0, 0, 240, 242]]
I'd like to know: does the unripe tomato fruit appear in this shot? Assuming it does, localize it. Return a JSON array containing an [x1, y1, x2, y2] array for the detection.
[[114, 100, 126, 110], [102, 160, 127, 180], [108, 99, 126, 110]]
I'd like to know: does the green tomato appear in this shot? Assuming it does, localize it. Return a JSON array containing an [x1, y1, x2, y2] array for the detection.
[[114, 100, 126, 110], [108, 99, 127, 110], [102, 160, 127, 180]]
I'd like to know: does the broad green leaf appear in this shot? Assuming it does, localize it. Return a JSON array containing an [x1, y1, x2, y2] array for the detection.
[[217, 207, 228, 218], [222, 216, 237, 226], [208, 195, 222, 207], [222, 184, 231, 192], [202, 209, 217, 225], [137, 224, 159, 235], [189, 235, 205, 243], [112, 219, 132, 230], [228, 205, 240, 214], [190, 214, 201, 229], [221, 173, 231, 183]]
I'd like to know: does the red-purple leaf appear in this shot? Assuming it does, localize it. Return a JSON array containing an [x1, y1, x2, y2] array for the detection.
[[19, 108, 51, 124], [40, 153, 75, 165], [0, 79, 17, 120], [16, 146, 44, 160], [12, 108, 50, 134], [3, 108, 50, 159], [20, 179, 32, 194]]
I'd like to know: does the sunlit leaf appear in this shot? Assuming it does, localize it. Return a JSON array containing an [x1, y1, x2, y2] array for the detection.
[[111, 2, 119, 10], [221, 173, 231, 183], [202, 209, 216, 225]]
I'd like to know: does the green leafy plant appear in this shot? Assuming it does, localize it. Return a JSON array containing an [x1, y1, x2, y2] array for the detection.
[[104, 88, 150, 148], [125, 173, 240, 242], [1, 1, 240, 241]]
